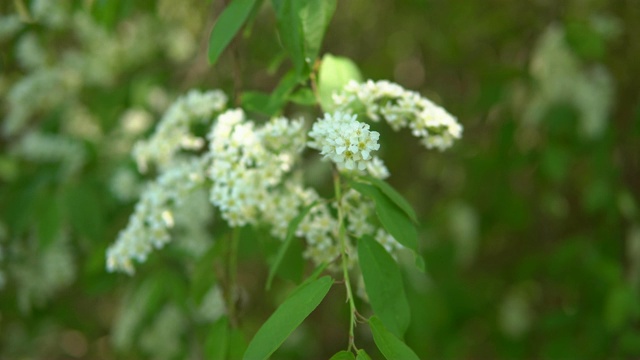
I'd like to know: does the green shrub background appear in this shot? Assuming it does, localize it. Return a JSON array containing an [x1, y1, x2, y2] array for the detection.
[[1, 0, 639, 358]]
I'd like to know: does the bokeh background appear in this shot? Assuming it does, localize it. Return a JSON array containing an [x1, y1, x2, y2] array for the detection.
[[1, 0, 639, 359]]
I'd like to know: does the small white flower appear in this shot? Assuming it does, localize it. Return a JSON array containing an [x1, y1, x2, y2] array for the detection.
[[308, 112, 381, 172]]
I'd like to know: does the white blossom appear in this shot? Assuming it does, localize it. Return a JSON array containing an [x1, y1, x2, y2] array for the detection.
[[308, 111, 381, 171], [106, 158, 206, 274], [133, 90, 227, 172], [333, 79, 462, 151], [206, 109, 306, 227]]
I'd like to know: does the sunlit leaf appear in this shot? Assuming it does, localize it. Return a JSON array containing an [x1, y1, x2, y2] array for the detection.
[[318, 54, 362, 112]]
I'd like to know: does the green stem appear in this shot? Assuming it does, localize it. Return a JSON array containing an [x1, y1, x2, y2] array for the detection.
[[334, 170, 358, 351]]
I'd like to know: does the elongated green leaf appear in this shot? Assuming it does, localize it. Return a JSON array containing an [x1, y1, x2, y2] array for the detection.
[[205, 317, 229, 359], [356, 175, 417, 223], [330, 350, 356, 360], [317, 54, 362, 112], [358, 235, 410, 337], [349, 182, 418, 253], [208, 0, 259, 65], [356, 349, 372, 360], [266, 71, 300, 114], [267, 201, 318, 289], [300, 0, 336, 65], [369, 316, 420, 360], [243, 276, 334, 360], [272, 0, 306, 75]]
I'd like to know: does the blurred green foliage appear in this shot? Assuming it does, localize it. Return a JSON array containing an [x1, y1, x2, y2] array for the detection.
[[1, 0, 639, 359]]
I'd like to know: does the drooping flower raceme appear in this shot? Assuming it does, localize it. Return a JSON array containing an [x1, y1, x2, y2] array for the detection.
[[308, 112, 381, 172], [332, 79, 462, 151], [106, 158, 206, 274]]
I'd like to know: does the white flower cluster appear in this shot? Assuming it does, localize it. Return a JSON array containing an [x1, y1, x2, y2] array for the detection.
[[1, 3, 207, 139], [206, 109, 346, 265], [3, 69, 77, 136], [525, 25, 614, 138], [206, 109, 306, 227], [308, 112, 381, 172], [11, 233, 75, 312], [107, 82, 439, 273], [298, 201, 342, 266], [12, 131, 86, 176], [133, 90, 227, 172], [333, 80, 462, 151], [106, 158, 206, 274]]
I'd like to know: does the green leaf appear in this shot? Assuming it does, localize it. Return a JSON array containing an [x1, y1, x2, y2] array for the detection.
[[289, 87, 317, 105], [242, 71, 299, 116], [241, 91, 272, 114], [299, 0, 336, 66], [356, 175, 417, 223], [358, 235, 410, 337], [205, 317, 229, 359], [272, 0, 306, 75], [267, 201, 318, 289], [349, 181, 418, 253], [330, 350, 356, 360], [208, 0, 259, 65], [356, 349, 373, 360], [317, 54, 362, 112], [369, 316, 420, 360], [266, 71, 300, 115], [243, 276, 334, 360]]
